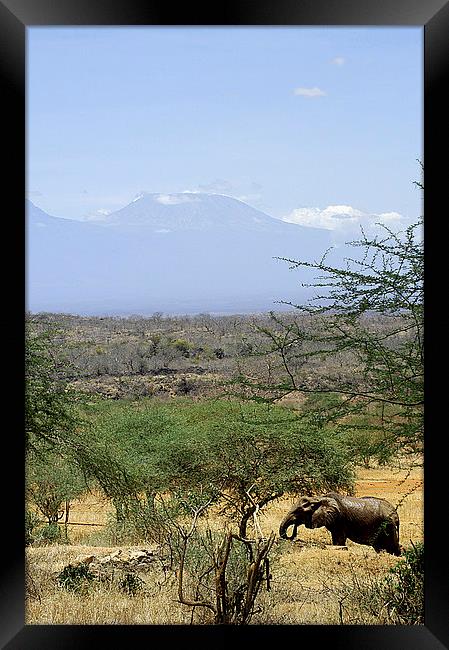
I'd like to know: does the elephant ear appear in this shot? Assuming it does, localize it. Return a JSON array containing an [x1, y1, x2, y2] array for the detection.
[[311, 498, 339, 528]]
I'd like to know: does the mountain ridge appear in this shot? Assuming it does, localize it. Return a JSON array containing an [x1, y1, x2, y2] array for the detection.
[[101, 192, 302, 233], [26, 195, 336, 315], [27, 193, 327, 235]]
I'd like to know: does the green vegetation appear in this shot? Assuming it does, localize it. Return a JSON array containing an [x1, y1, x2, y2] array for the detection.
[[25, 325, 80, 454], [119, 572, 145, 596], [25, 326, 354, 544], [338, 542, 424, 625], [383, 541, 424, 624], [57, 563, 96, 594], [26, 450, 86, 525], [79, 397, 354, 540]]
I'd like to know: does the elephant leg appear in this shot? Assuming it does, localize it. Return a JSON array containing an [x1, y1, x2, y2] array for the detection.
[[381, 536, 401, 556], [330, 529, 346, 546], [374, 521, 401, 555], [392, 522, 401, 555]]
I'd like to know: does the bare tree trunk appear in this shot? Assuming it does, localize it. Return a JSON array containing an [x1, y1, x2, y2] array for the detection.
[[64, 499, 70, 541]]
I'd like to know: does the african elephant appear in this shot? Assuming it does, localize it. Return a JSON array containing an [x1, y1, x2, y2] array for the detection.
[[279, 492, 401, 555]]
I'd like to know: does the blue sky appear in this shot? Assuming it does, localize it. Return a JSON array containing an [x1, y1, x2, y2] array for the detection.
[[27, 27, 423, 233]]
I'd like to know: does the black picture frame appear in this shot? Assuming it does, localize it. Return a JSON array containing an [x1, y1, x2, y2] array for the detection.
[[2, 0, 448, 647]]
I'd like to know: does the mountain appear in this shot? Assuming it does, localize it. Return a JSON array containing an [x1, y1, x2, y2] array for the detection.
[[90, 192, 304, 234], [26, 194, 336, 315]]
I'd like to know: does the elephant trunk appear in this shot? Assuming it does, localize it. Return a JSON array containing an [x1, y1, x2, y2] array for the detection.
[[279, 515, 298, 540]]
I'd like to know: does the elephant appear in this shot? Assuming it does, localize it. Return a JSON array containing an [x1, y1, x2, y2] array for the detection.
[[279, 492, 401, 555]]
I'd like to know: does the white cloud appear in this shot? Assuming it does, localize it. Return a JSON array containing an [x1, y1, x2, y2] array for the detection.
[[331, 56, 345, 66], [155, 193, 199, 205], [283, 205, 363, 230], [282, 204, 410, 235], [293, 86, 326, 97], [322, 205, 365, 219]]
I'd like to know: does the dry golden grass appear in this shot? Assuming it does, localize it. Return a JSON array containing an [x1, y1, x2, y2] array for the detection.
[[26, 461, 423, 626], [62, 491, 112, 545], [26, 544, 187, 625]]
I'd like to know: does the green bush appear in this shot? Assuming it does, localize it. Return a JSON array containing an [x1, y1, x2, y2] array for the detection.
[[35, 523, 63, 546], [57, 563, 95, 594], [382, 542, 424, 624], [26, 511, 67, 546], [119, 572, 144, 596], [170, 338, 192, 355]]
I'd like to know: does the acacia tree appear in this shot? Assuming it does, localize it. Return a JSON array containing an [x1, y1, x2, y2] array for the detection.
[[235, 183, 423, 464], [205, 404, 354, 539], [25, 323, 137, 516], [25, 325, 80, 454], [26, 450, 86, 534]]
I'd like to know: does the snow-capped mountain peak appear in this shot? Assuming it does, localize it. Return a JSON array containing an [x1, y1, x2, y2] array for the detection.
[[93, 192, 291, 233]]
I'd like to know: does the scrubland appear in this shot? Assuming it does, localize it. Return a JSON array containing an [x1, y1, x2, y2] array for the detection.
[[26, 312, 423, 625]]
